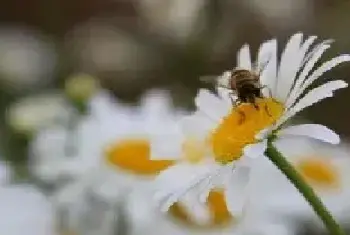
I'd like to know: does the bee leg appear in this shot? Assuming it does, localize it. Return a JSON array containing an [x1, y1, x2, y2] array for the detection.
[[238, 109, 246, 125], [229, 95, 235, 105], [260, 85, 272, 98], [228, 92, 237, 106], [264, 104, 272, 117], [248, 96, 259, 110], [268, 87, 272, 98]]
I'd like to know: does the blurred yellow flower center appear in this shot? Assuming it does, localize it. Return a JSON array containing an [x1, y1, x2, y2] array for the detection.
[[182, 138, 207, 163], [296, 157, 340, 188], [169, 190, 233, 228], [210, 98, 284, 164], [105, 139, 174, 175]]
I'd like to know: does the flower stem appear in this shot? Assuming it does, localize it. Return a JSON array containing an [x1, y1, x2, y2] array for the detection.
[[265, 141, 345, 235]]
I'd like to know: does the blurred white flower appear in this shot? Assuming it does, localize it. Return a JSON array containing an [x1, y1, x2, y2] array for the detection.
[[0, 27, 56, 91], [30, 89, 183, 191], [0, 162, 55, 235], [126, 187, 297, 235], [0, 161, 11, 184], [87, 89, 186, 199], [49, 89, 187, 234], [52, 178, 119, 235], [137, 0, 205, 41], [66, 22, 158, 77], [7, 93, 72, 134], [251, 137, 350, 226], [0, 185, 56, 235], [29, 90, 134, 186]]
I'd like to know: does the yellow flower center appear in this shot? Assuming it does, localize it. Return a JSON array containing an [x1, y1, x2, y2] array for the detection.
[[105, 139, 174, 175], [210, 98, 284, 164], [296, 157, 340, 189], [169, 190, 233, 228]]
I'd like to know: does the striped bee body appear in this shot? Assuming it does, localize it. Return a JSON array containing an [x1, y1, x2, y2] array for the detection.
[[230, 69, 263, 107]]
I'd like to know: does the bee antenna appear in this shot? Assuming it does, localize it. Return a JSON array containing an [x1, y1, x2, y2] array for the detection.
[[255, 53, 272, 76]]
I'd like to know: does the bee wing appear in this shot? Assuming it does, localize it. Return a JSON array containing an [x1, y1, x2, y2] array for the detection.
[[200, 74, 233, 91], [199, 75, 219, 85], [254, 53, 272, 76]]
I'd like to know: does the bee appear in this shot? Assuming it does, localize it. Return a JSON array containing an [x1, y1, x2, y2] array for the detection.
[[200, 59, 271, 122], [200, 59, 271, 109]]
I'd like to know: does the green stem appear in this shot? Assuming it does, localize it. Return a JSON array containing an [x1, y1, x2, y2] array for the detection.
[[265, 141, 345, 235]]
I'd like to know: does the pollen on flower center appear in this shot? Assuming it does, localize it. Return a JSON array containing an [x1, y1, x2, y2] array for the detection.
[[210, 98, 284, 164], [105, 139, 174, 175]]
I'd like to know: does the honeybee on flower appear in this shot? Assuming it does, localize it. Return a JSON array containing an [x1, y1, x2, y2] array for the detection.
[[150, 32, 350, 217]]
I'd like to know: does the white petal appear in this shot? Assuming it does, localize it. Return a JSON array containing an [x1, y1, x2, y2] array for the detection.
[[275, 80, 348, 128], [195, 89, 230, 122], [217, 87, 237, 106], [285, 42, 332, 108], [237, 44, 252, 70], [180, 111, 215, 138], [299, 35, 318, 60], [0, 185, 55, 235], [217, 71, 231, 88], [198, 162, 234, 203], [0, 162, 11, 185], [243, 140, 267, 158], [216, 71, 237, 107], [243, 221, 297, 235], [275, 33, 303, 101], [224, 166, 251, 215], [292, 54, 350, 105], [274, 33, 303, 101], [258, 39, 278, 97], [150, 126, 184, 160], [140, 89, 173, 118], [279, 124, 340, 144], [153, 163, 220, 212], [255, 127, 273, 140], [177, 193, 213, 225]]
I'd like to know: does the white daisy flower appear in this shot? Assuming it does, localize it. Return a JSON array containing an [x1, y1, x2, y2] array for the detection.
[[29, 90, 135, 187], [151, 32, 350, 216], [125, 186, 297, 235], [51, 89, 189, 234], [30, 88, 181, 189], [89, 89, 186, 199], [251, 137, 350, 227], [6, 93, 72, 134], [0, 162, 56, 235], [52, 178, 120, 235]]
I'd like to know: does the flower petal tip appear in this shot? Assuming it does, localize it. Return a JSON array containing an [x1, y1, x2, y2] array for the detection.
[[339, 80, 348, 88], [153, 192, 172, 213], [340, 54, 350, 62], [328, 132, 340, 145], [293, 32, 304, 37]]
